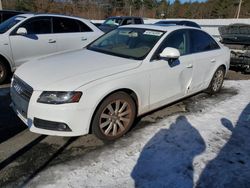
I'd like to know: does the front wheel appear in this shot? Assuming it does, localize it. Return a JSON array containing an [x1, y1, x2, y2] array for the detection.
[[91, 92, 136, 141], [206, 67, 225, 94]]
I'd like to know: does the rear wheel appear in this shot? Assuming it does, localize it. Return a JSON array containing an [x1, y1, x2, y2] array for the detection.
[[91, 92, 136, 141], [0, 61, 8, 84], [206, 67, 225, 94]]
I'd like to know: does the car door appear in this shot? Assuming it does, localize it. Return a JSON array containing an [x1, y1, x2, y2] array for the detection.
[[9, 16, 57, 67], [187, 29, 221, 93], [149, 29, 194, 109], [52, 17, 95, 53]]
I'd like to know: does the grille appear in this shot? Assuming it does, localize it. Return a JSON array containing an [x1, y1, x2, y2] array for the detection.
[[12, 76, 33, 101]]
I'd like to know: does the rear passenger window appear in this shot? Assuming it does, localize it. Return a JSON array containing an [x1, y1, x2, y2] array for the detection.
[[122, 19, 133, 25], [190, 30, 220, 53], [134, 19, 143, 24], [77, 20, 92, 32], [53, 17, 79, 33], [20, 17, 52, 35], [53, 17, 92, 33]]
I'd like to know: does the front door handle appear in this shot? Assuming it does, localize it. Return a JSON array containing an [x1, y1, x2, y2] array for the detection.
[[48, 39, 56, 43], [211, 59, 216, 63], [186, 64, 193, 68]]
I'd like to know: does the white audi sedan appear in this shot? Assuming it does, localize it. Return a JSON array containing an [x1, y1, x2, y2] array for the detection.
[[0, 13, 103, 84], [11, 25, 230, 141]]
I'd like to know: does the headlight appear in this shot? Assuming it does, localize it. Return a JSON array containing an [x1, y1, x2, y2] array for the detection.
[[37, 91, 82, 104]]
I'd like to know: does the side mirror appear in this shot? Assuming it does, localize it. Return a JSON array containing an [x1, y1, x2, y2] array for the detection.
[[159, 47, 180, 59], [16, 27, 27, 35]]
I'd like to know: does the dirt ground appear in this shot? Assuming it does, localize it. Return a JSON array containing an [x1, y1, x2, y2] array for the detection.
[[225, 70, 250, 80], [0, 70, 249, 187]]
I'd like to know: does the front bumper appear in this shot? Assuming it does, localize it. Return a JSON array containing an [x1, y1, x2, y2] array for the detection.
[[11, 90, 94, 137]]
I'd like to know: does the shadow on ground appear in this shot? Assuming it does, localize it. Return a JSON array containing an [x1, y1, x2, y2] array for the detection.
[[131, 116, 206, 188], [196, 103, 250, 188], [0, 87, 26, 144]]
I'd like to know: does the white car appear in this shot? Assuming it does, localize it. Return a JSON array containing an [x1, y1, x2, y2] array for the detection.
[[0, 14, 103, 84], [11, 25, 230, 141]]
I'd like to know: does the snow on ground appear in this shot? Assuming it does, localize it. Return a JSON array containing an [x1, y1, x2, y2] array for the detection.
[[24, 80, 250, 187]]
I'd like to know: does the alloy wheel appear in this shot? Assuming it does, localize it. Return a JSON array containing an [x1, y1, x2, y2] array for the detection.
[[99, 99, 132, 137], [212, 69, 224, 92]]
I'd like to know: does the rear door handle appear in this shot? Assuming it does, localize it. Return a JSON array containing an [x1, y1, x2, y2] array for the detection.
[[81, 37, 87, 41], [186, 64, 193, 68], [48, 39, 56, 43]]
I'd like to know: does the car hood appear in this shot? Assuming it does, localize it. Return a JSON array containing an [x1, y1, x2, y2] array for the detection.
[[15, 49, 141, 91]]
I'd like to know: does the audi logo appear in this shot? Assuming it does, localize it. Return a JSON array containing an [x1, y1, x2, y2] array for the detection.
[[13, 83, 23, 95]]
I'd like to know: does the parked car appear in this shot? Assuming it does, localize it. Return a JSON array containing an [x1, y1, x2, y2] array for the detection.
[[219, 23, 250, 73], [99, 16, 144, 33], [11, 25, 230, 141], [0, 13, 103, 84], [155, 20, 201, 28], [0, 10, 25, 23]]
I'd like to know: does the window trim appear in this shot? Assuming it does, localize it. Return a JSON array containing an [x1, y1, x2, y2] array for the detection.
[[150, 28, 221, 62], [10, 16, 53, 36]]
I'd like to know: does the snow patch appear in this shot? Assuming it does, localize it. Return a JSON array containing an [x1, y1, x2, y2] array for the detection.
[[26, 80, 250, 188]]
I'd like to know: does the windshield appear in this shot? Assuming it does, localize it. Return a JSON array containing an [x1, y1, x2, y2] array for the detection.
[[87, 28, 164, 60], [103, 18, 122, 26], [0, 16, 26, 34]]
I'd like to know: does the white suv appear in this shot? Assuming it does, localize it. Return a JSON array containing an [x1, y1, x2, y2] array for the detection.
[[0, 14, 103, 84]]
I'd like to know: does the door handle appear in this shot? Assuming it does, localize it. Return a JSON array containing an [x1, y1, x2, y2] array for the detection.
[[48, 39, 56, 43], [186, 64, 193, 68], [81, 37, 87, 41], [211, 59, 216, 63]]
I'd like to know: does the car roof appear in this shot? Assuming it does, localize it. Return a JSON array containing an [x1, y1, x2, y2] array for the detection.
[[120, 24, 200, 32], [17, 13, 90, 21], [155, 20, 201, 28], [0, 10, 25, 13], [108, 16, 142, 19]]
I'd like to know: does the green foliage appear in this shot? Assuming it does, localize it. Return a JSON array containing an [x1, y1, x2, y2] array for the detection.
[[2, 0, 250, 19], [15, 0, 34, 11]]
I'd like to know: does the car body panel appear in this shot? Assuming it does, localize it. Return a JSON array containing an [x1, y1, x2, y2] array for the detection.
[[0, 14, 103, 72], [11, 25, 230, 137], [15, 49, 142, 91]]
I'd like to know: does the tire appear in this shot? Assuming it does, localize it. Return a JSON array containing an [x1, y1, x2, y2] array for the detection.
[[244, 66, 250, 74], [91, 92, 136, 141], [206, 67, 225, 94], [0, 61, 8, 84]]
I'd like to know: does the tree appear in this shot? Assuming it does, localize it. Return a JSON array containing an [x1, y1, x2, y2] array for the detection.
[[171, 0, 181, 18]]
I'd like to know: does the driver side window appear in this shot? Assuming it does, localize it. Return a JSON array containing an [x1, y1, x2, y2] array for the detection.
[[157, 30, 189, 57], [18, 17, 52, 35]]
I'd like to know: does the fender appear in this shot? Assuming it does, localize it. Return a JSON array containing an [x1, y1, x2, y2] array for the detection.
[[0, 53, 15, 72]]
